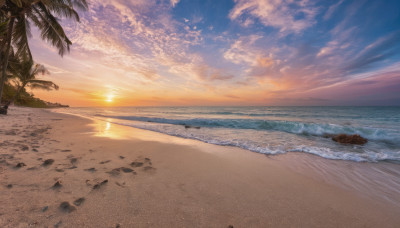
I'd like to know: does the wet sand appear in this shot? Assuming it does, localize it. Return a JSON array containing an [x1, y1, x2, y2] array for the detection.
[[1, 106, 399, 227]]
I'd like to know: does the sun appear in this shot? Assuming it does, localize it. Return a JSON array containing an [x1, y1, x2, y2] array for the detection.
[[105, 94, 114, 103]]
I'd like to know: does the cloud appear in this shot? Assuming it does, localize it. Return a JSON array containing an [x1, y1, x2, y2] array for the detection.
[[229, 0, 318, 33], [224, 35, 274, 67], [170, 0, 180, 8], [323, 0, 344, 21], [343, 31, 400, 73]]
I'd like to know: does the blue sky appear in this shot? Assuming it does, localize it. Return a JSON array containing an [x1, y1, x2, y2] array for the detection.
[[30, 0, 400, 106]]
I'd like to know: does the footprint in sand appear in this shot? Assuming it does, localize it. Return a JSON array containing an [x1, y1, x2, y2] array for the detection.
[[15, 162, 26, 168], [52, 181, 62, 189], [59, 202, 76, 213], [143, 166, 156, 172], [73, 197, 85, 206], [92, 180, 108, 190], [70, 157, 78, 164], [115, 181, 126, 188], [99, 160, 111, 164], [42, 159, 54, 167], [84, 167, 96, 172], [107, 167, 136, 176], [131, 157, 155, 172], [130, 162, 143, 167], [86, 179, 109, 190]]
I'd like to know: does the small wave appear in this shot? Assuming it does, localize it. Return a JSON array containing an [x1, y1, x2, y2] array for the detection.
[[96, 114, 398, 144], [95, 118, 400, 162]]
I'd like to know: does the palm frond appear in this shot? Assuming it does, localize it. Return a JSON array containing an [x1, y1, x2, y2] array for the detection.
[[28, 79, 59, 91], [30, 3, 72, 56], [44, 2, 80, 22], [12, 15, 33, 61], [71, 0, 89, 11]]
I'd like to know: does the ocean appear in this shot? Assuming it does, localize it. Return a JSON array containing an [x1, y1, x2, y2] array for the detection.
[[54, 106, 400, 163]]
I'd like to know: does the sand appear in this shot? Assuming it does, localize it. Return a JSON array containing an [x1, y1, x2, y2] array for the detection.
[[1, 106, 400, 227]]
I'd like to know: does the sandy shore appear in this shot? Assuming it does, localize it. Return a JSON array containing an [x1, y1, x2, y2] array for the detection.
[[1, 107, 400, 227]]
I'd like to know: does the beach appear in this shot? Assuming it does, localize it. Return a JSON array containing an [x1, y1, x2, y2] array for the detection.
[[1, 107, 400, 228]]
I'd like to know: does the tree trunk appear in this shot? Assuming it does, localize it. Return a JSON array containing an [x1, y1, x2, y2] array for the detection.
[[0, 17, 15, 105]]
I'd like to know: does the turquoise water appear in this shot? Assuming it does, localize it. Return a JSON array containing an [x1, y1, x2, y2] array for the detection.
[[57, 106, 400, 162]]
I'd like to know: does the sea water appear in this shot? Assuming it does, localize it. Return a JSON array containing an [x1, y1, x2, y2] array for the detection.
[[56, 106, 400, 163]]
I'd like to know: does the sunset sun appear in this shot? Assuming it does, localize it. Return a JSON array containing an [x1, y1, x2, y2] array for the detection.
[[105, 94, 114, 103]]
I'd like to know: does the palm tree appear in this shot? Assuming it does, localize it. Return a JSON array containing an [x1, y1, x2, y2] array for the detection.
[[0, 0, 88, 105], [6, 60, 58, 106]]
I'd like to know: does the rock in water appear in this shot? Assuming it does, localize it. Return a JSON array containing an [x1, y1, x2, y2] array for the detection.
[[332, 134, 368, 145]]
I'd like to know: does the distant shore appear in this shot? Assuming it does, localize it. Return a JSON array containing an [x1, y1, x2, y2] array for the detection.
[[1, 106, 399, 227]]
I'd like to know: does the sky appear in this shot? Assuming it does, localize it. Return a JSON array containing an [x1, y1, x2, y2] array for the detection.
[[29, 0, 400, 106]]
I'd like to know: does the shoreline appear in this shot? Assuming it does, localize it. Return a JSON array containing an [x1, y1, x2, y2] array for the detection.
[[1, 107, 400, 227], [56, 107, 400, 208]]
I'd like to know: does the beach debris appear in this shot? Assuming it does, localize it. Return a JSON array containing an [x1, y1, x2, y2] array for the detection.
[[15, 162, 26, 168], [42, 159, 55, 166], [42, 206, 48, 212], [61, 149, 71, 152], [119, 156, 125, 159], [32, 148, 38, 152], [73, 197, 85, 206], [21, 145, 29, 151], [7, 184, 13, 188], [59, 202, 76, 213], [67, 165, 78, 169], [115, 223, 121, 228], [130, 162, 143, 167], [93, 179, 108, 190], [332, 134, 368, 145], [228, 225, 234, 228], [55, 169, 64, 172]]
